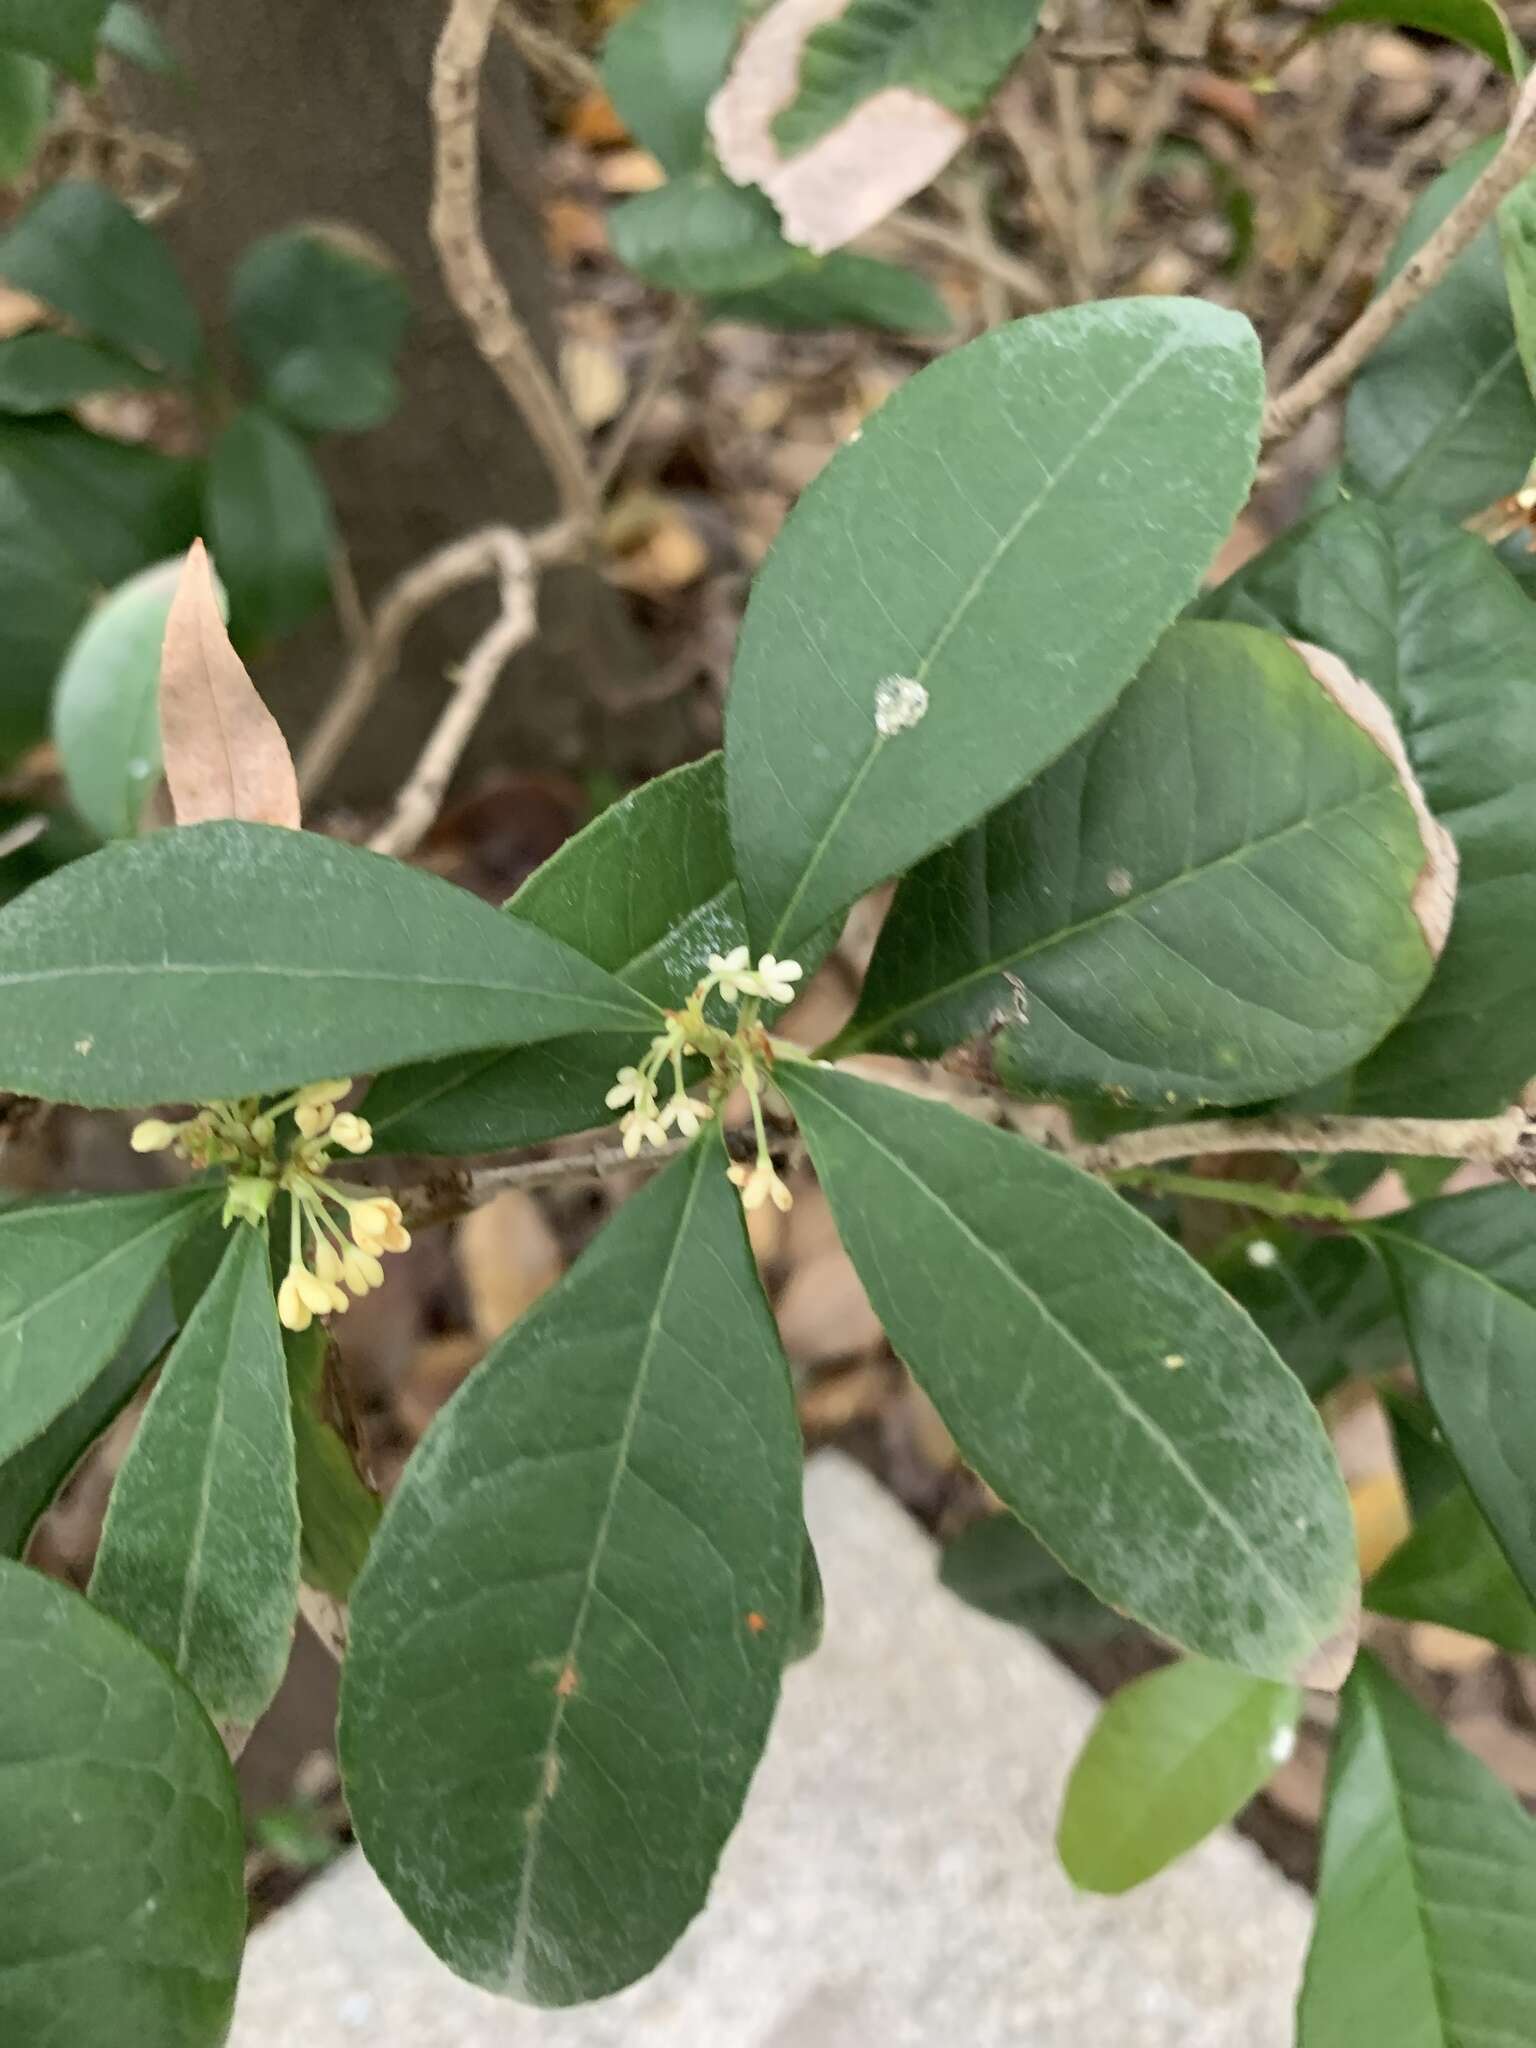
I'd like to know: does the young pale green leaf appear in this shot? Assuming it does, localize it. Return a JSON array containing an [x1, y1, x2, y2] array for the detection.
[[1057, 1657, 1301, 1894], [725, 300, 1263, 954], [97, 1, 179, 74], [780, 1065, 1359, 1684], [0, 49, 51, 181], [367, 755, 746, 1154], [0, 819, 658, 1107], [0, 331, 159, 413], [0, 1560, 245, 2047], [341, 1140, 803, 2005], [0, 472, 94, 766], [1299, 0, 1522, 74], [0, 178, 200, 374], [609, 171, 800, 294], [1206, 1226, 1399, 1402], [1201, 500, 1536, 1113], [90, 1226, 300, 1730], [207, 407, 336, 644], [841, 622, 1438, 1106], [285, 1326, 379, 1600], [1299, 1652, 1536, 2047], [0, 414, 201, 589], [706, 249, 950, 332], [0, 0, 106, 80], [1368, 1486, 1536, 1657], [230, 225, 410, 435], [52, 556, 223, 840], [939, 1512, 1125, 1642], [601, 0, 743, 175], [1374, 1185, 1536, 1609], [0, 1281, 174, 1560], [0, 1188, 216, 1463], [1345, 140, 1536, 519]]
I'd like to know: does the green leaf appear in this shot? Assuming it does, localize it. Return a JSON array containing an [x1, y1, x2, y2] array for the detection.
[[0, 1188, 216, 1464], [705, 249, 950, 331], [726, 300, 1263, 954], [366, 755, 747, 1154], [0, 1559, 245, 2047], [1500, 169, 1536, 404], [0, 179, 200, 375], [1057, 1657, 1301, 1894], [787, 1522, 825, 1664], [0, 414, 202, 588], [0, 1280, 174, 1560], [53, 555, 226, 841], [779, 1064, 1359, 1683], [90, 1227, 299, 1728], [341, 1138, 803, 2004], [1299, 1652, 1536, 2047], [1299, 0, 1522, 74], [0, 48, 51, 182], [0, 819, 659, 1107], [0, 472, 94, 766], [772, 0, 1046, 153], [0, 0, 106, 81], [207, 407, 335, 643], [601, 0, 742, 176], [1368, 1485, 1536, 1657], [1374, 1184, 1536, 1610], [1207, 1226, 1399, 1401], [840, 621, 1437, 1106], [97, 1, 180, 75], [230, 225, 410, 435], [1380, 1383, 1460, 1520], [939, 1512, 1124, 1641], [0, 331, 160, 414], [1345, 140, 1536, 519], [609, 170, 800, 294], [1200, 500, 1536, 1113], [285, 1325, 379, 1600]]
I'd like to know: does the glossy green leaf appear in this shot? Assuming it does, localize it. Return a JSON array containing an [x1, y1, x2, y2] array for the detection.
[[1058, 1657, 1301, 1894], [207, 407, 335, 643], [1500, 170, 1536, 403], [609, 170, 799, 294], [53, 555, 225, 840], [772, 0, 1046, 153], [0, 819, 658, 1107], [1207, 1226, 1399, 1401], [780, 1064, 1359, 1683], [0, 0, 105, 80], [841, 621, 1436, 1106], [706, 249, 950, 331], [0, 472, 94, 765], [1345, 140, 1536, 519], [285, 1325, 379, 1600], [97, 2, 180, 76], [1375, 1184, 1536, 1609], [230, 225, 410, 435], [367, 755, 746, 1154], [0, 1188, 216, 1463], [787, 1522, 825, 1664], [91, 1226, 300, 1728], [341, 1139, 803, 2004], [601, 0, 742, 175], [726, 300, 1263, 954], [1299, 1652, 1536, 2047], [1368, 1485, 1536, 1657], [0, 179, 200, 375], [0, 414, 201, 588], [0, 1560, 245, 2047], [0, 1281, 173, 1560], [1300, 0, 1521, 73], [1380, 1384, 1460, 1520], [1201, 500, 1536, 1113], [939, 1512, 1124, 1641], [0, 331, 160, 417], [0, 48, 51, 181]]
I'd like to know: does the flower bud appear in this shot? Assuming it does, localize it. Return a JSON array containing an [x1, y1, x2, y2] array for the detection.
[[130, 1118, 180, 1154], [329, 1113, 373, 1155], [277, 1272, 313, 1333]]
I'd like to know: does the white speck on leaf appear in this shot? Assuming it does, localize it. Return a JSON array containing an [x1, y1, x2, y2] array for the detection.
[[874, 675, 928, 737], [74, 1038, 93, 1056], [1246, 1239, 1279, 1269], [1163, 1353, 1186, 1370], [1269, 1724, 1297, 1765], [1107, 867, 1133, 898]]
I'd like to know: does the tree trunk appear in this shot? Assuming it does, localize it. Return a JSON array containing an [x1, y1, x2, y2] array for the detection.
[[114, 0, 666, 810]]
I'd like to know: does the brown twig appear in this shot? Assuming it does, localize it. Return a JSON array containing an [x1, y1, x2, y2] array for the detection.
[[993, 77, 1095, 301], [1069, 1107, 1534, 1178], [595, 301, 699, 496], [494, 0, 602, 99], [1264, 86, 1536, 442], [432, 0, 597, 527], [1099, 0, 1224, 256], [880, 204, 1052, 309]]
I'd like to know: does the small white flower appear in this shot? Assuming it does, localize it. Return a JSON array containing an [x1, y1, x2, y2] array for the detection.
[[620, 1109, 668, 1157], [708, 945, 754, 1003], [755, 954, 803, 1006], [662, 1093, 714, 1139], [605, 1066, 646, 1111], [727, 1159, 793, 1213]]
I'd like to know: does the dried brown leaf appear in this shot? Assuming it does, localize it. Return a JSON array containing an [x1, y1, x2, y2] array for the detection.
[[159, 540, 300, 829]]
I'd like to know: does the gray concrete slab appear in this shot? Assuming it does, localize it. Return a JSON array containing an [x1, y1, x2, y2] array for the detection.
[[231, 1455, 1309, 2045]]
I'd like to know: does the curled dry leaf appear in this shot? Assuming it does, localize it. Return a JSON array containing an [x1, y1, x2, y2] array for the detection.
[[708, 0, 966, 255], [160, 539, 301, 829], [1290, 639, 1459, 959]]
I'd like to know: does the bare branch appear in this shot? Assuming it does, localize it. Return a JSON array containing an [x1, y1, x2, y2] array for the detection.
[[494, 0, 602, 99], [432, 0, 597, 527], [1070, 1107, 1533, 1178], [594, 302, 699, 496]]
